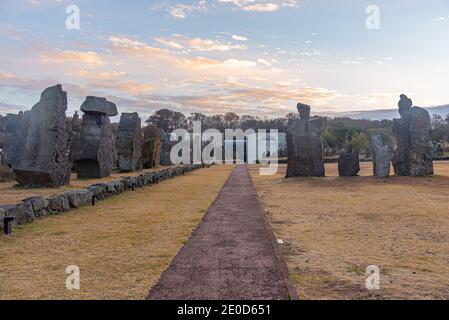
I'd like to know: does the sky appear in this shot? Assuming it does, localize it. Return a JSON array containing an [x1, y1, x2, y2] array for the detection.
[[1, 0, 449, 120]]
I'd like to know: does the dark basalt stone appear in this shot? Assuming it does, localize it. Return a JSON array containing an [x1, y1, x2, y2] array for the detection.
[[338, 146, 360, 177], [74, 97, 116, 179], [142, 125, 161, 169], [3, 85, 70, 187], [117, 112, 142, 172], [286, 103, 326, 177], [392, 95, 434, 176], [141, 125, 161, 169], [80, 96, 118, 116]]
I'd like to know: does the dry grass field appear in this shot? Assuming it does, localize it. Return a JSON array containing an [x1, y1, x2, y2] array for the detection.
[[250, 162, 449, 300], [0, 165, 234, 300]]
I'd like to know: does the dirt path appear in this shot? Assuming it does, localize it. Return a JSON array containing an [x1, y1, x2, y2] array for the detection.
[[147, 165, 296, 300]]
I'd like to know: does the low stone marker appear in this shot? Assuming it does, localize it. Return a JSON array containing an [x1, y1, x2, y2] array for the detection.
[[338, 145, 360, 177], [0, 163, 211, 237]]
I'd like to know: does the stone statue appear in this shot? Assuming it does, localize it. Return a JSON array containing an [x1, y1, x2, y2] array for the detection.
[[117, 112, 142, 172], [286, 103, 326, 177], [370, 133, 392, 178], [392, 95, 434, 176], [338, 144, 360, 177], [3, 85, 70, 187], [74, 96, 117, 178]]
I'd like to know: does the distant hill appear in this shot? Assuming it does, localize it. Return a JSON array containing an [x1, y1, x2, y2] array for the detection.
[[318, 105, 449, 121]]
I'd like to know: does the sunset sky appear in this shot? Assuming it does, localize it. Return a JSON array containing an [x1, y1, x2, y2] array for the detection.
[[1, 0, 449, 119]]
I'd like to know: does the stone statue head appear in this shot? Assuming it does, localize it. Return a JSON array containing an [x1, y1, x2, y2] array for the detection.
[[347, 144, 353, 154], [297, 103, 311, 120], [398, 94, 412, 116]]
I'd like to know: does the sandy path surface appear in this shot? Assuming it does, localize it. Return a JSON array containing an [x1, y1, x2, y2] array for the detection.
[[148, 165, 295, 300]]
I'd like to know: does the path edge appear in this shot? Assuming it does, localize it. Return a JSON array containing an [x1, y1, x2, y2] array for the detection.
[[146, 165, 236, 300], [247, 165, 300, 301]]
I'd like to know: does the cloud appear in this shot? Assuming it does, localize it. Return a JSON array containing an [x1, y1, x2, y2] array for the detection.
[[151, 1, 208, 19], [433, 17, 445, 22], [40, 49, 105, 67], [155, 35, 247, 52], [232, 35, 248, 41], [187, 37, 247, 51], [218, 0, 298, 12]]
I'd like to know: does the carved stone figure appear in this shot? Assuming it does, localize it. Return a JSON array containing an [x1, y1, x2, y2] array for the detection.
[[74, 96, 117, 179], [286, 103, 326, 177], [392, 95, 434, 176]]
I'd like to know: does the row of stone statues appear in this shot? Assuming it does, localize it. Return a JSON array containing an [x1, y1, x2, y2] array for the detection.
[[0, 84, 162, 187], [286, 95, 434, 178]]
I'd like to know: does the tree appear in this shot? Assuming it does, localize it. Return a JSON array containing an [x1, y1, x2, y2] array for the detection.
[[146, 109, 187, 132], [350, 132, 369, 154], [224, 112, 240, 129]]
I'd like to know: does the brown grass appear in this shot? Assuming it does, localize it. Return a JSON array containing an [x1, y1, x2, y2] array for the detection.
[[0, 165, 234, 300], [0, 167, 178, 206], [250, 161, 449, 300]]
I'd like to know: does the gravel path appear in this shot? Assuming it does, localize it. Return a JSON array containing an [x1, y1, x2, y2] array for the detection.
[[147, 165, 297, 300]]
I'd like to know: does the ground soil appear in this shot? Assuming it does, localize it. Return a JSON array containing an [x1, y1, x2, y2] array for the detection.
[[0, 165, 233, 299], [250, 161, 449, 300]]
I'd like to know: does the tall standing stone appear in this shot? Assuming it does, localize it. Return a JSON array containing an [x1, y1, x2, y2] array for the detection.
[[142, 125, 161, 169], [392, 95, 434, 176], [159, 129, 173, 166], [0, 115, 13, 181], [74, 97, 117, 179], [117, 112, 142, 172], [370, 133, 392, 178], [286, 103, 326, 178], [3, 85, 70, 187]]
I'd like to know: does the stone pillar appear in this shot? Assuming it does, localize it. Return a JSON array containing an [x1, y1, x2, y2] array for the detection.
[[392, 94, 434, 176], [117, 112, 142, 172], [159, 129, 173, 166], [370, 133, 392, 178], [3, 85, 71, 187], [286, 103, 326, 177], [142, 125, 161, 169], [74, 96, 117, 179]]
